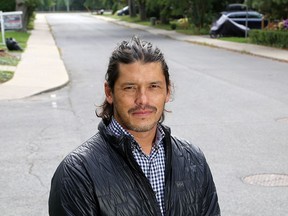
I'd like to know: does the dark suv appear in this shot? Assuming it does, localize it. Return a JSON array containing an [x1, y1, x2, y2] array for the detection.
[[221, 11, 267, 29]]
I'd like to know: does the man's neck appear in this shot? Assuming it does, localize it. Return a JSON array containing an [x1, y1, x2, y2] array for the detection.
[[128, 127, 157, 155], [107, 117, 158, 155]]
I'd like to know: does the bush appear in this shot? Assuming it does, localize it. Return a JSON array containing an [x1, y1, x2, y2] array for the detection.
[[170, 23, 177, 30], [112, 3, 120, 15], [249, 30, 288, 49]]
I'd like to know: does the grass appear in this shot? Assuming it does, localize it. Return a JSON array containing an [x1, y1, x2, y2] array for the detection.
[[0, 52, 19, 66], [0, 31, 30, 50], [0, 71, 14, 83], [219, 37, 251, 43], [0, 31, 30, 83], [176, 27, 210, 35], [0, 52, 18, 83]]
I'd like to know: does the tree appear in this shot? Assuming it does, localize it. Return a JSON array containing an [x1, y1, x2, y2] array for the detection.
[[70, 0, 86, 10], [55, 0, 75, 11], [146, 0, 239, 27], [84, 0, 97, 11], [188, 0, 212, 28], [39, 0, 56, 11], [137, 0, 147, 20], [129, 0, 137, 17], [16, 0, 40, 31], [101, 0, 114, 9], [0, 0, 16, 11], [146, 0, 191, 24], [250, 0, 288, 19]]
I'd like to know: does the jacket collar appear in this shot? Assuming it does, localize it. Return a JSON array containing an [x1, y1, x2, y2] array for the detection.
[[98, 120, 171, 150]]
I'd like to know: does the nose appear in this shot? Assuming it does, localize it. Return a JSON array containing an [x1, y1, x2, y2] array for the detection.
[[135, 88, 148, 106]]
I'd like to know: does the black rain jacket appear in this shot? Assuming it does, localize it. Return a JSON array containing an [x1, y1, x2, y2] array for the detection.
[[49, 121, 220, 216]]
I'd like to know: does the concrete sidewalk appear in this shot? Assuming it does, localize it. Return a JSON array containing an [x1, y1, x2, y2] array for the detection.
[[0, 13, 287, 101], [0, 14, 69, 100]]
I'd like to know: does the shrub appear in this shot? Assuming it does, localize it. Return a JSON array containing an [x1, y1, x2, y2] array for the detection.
[[170, 23, 177, 30], [177, 18, 189, 29], [278, 19, 288, 30], [249, 30, 288, 49]]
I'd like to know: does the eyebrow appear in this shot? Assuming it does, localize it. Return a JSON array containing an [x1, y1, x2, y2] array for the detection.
[[150, 81, 163, 85], [121, 82, 136, 86], [121, 81, 164, 86]]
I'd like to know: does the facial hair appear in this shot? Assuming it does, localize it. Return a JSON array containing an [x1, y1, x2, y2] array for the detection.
[[115, 104, 160, 132]]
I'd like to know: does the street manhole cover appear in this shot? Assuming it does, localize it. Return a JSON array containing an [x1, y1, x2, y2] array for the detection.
[[243, 174, 288, 187]]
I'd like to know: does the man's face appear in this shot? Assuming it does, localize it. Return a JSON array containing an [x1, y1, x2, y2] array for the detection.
[[105, 61, 170, 133]]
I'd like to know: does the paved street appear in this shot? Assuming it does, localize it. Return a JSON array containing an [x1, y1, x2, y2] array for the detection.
[[0, 13, 288, 215]]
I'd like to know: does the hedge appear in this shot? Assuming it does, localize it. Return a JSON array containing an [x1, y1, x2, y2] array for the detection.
[[249, 30, 288, 49]]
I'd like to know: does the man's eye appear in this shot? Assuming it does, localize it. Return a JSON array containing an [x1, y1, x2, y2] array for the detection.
[[150, 84, 160, 89], [123, 86, 136, 91]]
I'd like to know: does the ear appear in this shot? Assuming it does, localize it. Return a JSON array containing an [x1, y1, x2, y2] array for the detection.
[[104, 82, 113, 104], [165, 84, 171, 103]]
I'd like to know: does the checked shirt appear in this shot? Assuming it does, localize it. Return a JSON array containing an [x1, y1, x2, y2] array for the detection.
[[107, 117, 166, 216]]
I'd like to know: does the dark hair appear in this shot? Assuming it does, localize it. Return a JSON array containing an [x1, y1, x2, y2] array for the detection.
[[96, 36, 170, 123]]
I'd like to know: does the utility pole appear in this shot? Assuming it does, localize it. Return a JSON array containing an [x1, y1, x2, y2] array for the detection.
[[245, 0, 249, 38], [0, 11, 5, 45]]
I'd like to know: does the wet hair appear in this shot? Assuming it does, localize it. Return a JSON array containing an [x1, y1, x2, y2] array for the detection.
[[96, 36, 171, 123]]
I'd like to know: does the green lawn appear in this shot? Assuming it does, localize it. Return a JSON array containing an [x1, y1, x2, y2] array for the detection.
[[0, 31, 30, 83], [219, 37, 251, 43], [0, 53, 19, 66], [0, 31, 30, 50], [0, 71, 14, 83]]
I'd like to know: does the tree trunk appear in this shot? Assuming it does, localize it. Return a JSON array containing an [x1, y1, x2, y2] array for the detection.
[[15, 0, 28, 31], [139, 1, 146, 21], [136, 0, 147, 21], [129, 0, 137, 17]]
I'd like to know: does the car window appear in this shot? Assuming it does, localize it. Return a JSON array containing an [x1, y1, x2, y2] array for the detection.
[[228, 12, 262, 19], [248, 14, 262, 18], [228, 14, 246, 18]]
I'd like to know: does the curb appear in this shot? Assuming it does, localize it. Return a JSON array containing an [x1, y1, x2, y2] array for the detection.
[[0, 14, 69, 101]]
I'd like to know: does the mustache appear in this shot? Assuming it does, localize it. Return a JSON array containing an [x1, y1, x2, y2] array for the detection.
[[128, 105, 157, 114]]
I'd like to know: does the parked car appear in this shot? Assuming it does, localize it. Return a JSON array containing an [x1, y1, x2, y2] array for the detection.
[[117, 6, 129, 16], [221, 11, 268, 29], [210, 10, 268, 38], [210, 14, 249, 38]]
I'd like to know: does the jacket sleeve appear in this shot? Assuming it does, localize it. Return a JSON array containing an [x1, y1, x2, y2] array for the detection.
[[201, 161, 221, 216], [49, 156, 99, 216]]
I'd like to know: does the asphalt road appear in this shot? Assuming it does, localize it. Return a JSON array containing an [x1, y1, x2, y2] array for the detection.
[[1, 13, 288, 216]]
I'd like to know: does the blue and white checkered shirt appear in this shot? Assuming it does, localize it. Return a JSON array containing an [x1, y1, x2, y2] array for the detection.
[[107, 117, 166, 215]]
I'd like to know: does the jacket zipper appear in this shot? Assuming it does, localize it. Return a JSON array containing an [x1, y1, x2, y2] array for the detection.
[[124, 137, 162, 216], [163, 127, 172, 216]]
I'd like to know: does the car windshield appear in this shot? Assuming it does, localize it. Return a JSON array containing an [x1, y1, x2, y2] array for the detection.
[[227, 12, 262, 19]]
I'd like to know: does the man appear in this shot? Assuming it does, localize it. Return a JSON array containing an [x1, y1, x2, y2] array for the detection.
[[49, 36, 220, 216]]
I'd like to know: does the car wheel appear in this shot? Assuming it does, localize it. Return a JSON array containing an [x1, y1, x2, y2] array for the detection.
[[210, 31, 219, 38]]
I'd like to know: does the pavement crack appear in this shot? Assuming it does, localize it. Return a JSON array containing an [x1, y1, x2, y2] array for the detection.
[[25, 127, 49, 189], [28, 161, 45, 188]]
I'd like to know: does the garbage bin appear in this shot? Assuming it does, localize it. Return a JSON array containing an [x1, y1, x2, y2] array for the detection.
[[150, 17, 156, 26]]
